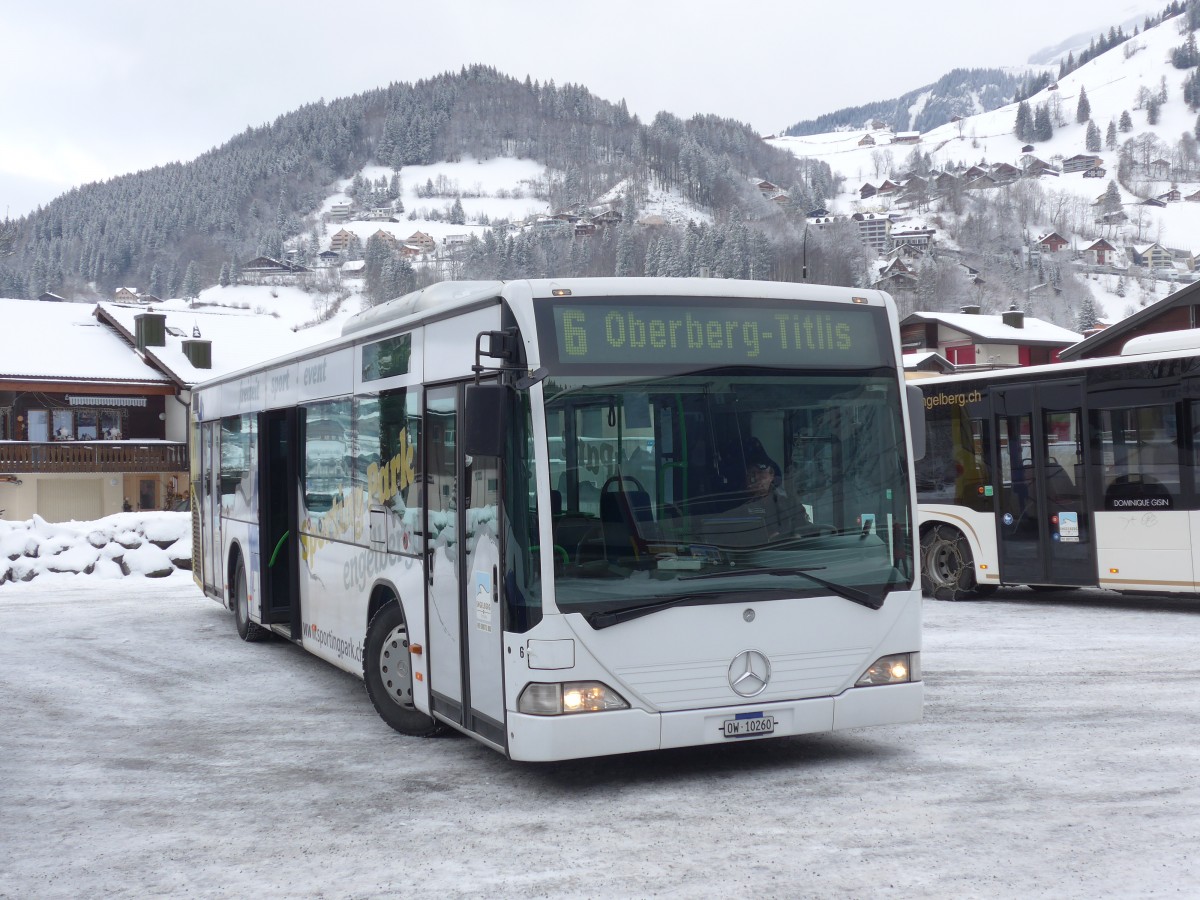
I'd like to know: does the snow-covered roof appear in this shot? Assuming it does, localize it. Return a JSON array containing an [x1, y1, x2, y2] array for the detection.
[[902, 350, 955, 372], [0, 298, 170, 384], [905, 311, 1082, 345], [96, 301, 321, 387]]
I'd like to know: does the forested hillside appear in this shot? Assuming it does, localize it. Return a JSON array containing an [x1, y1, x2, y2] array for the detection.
[[0, 66, 839, 300], [782, 69, 1022, 137]]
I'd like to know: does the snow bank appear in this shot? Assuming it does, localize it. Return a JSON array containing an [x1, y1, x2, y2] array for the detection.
[[0, 512, 191, 585]]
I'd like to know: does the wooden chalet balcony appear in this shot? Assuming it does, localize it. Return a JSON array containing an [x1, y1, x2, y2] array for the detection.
[[0, 441, 187, 474]]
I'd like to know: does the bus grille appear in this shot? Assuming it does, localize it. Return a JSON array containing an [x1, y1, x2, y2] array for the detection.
[[614, 646, 871, 711]]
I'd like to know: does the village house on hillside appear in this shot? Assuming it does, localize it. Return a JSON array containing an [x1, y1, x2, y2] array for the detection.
[[371, 230, 400, 249], [851, 212, 891, 253], [239, 257, 310, 281], [329, 229, 357, 252], [1083, 238, 1119, 266], [889, 224, 936, 251], [1036, 232, 1070, 253], [1131, 242, 1173, 269], [1063, 154, 1104, 173], [407, 231, 436, 254], [991, 163, 1021, 184], [873, 258, 917, 291]]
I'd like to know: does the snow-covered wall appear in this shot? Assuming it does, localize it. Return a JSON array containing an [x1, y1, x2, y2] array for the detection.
[[0, 512, 191, 584]]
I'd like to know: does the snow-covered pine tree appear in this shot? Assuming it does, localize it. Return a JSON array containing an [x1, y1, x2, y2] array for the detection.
[[1102, 179, 1123, 213], [1014, 101, 1033, 141], [1077, 86, 1091, 123], [180, 262, 200, 300], [1185, 67, 1200, 109], [1034, 104, 1053, 141]]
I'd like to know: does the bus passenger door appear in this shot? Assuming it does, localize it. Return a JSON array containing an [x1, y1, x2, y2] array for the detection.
[[201, 422, 221, 595], [259, 408, 301, 638], [424, 383, 506, 747], [993, 382, 1095, 586]]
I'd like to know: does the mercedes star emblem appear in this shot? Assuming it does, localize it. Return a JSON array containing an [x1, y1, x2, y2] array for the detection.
[[728, 649, 771, 697]]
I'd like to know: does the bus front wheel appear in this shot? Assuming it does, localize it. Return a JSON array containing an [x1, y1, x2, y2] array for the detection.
[[233, 556, 267, 642], [921, 525, 994, 601], [364, 600, 445, 737]]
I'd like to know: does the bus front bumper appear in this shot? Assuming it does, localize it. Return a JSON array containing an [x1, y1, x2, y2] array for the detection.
[[505, 682, 923, 762]]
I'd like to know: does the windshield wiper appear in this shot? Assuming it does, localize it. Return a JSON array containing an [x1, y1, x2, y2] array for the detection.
[[583, 568, 885, 628], [680, 567, 884, 610], [584, 595, 718, 629]]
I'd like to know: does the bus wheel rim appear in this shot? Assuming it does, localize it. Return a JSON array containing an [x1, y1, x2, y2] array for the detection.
[[377, 624, 414, 709], [931, 539, 962, 584]]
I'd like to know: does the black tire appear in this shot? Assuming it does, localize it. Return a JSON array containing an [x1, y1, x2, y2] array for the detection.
[[233, 556, 268, 642], [921, 524, 990, 601], [363, 600, 445, 737]]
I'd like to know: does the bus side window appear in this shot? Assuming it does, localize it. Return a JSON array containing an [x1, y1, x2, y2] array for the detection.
[[1096, 405, 1180, 506], [303, 399, 352, 521]]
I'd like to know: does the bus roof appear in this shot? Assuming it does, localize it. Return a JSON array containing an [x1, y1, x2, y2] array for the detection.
[[341, 281, 505, 337], [195, 278, 898, 393], [341, 277, 896, 338], [1120, 328, 1200, 356], [911, 339, 1200, 389]]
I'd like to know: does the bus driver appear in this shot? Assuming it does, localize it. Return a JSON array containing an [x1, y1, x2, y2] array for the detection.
[[724, 441, 810, 543]]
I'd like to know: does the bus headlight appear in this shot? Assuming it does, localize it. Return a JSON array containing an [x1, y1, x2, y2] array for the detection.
[[518, 681, 630, 715], [854, 653, 919, 686]]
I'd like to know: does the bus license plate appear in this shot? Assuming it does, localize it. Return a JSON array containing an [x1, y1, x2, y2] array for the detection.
[[723, 713, 775, 738]]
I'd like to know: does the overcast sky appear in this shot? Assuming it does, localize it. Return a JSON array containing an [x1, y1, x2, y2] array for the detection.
[[0, 0, 1161, 219]]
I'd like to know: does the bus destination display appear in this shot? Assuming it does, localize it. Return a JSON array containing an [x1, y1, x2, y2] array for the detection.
[[550, 301, 884, 367]]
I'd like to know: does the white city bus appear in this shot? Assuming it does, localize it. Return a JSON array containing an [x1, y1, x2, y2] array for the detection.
[[916, 331, 1200, 599], [190, 278, 924, 761]]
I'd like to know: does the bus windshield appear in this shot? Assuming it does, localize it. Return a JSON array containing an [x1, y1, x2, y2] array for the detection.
[[541, 369, 915, 618]]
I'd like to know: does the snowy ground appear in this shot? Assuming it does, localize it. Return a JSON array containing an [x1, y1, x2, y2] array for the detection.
[[1, 576, 1197, 898]]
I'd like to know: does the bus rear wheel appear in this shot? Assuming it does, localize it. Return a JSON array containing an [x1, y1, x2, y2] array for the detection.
[[364, 600, 445, 737], [233, 556, 267, 642], [921, 525, 993, 601]]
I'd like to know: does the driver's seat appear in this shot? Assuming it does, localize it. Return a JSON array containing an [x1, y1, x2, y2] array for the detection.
[[600, 477, 653, 563]]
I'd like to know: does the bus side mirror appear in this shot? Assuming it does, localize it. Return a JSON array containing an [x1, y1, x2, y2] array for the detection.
[[906, 384, 926, 461], [464, 382, 508, 458]]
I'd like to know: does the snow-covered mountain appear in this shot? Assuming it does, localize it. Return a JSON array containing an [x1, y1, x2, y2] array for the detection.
[[782, 69, 1023, 137], [769, 5, 1200, 326]]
